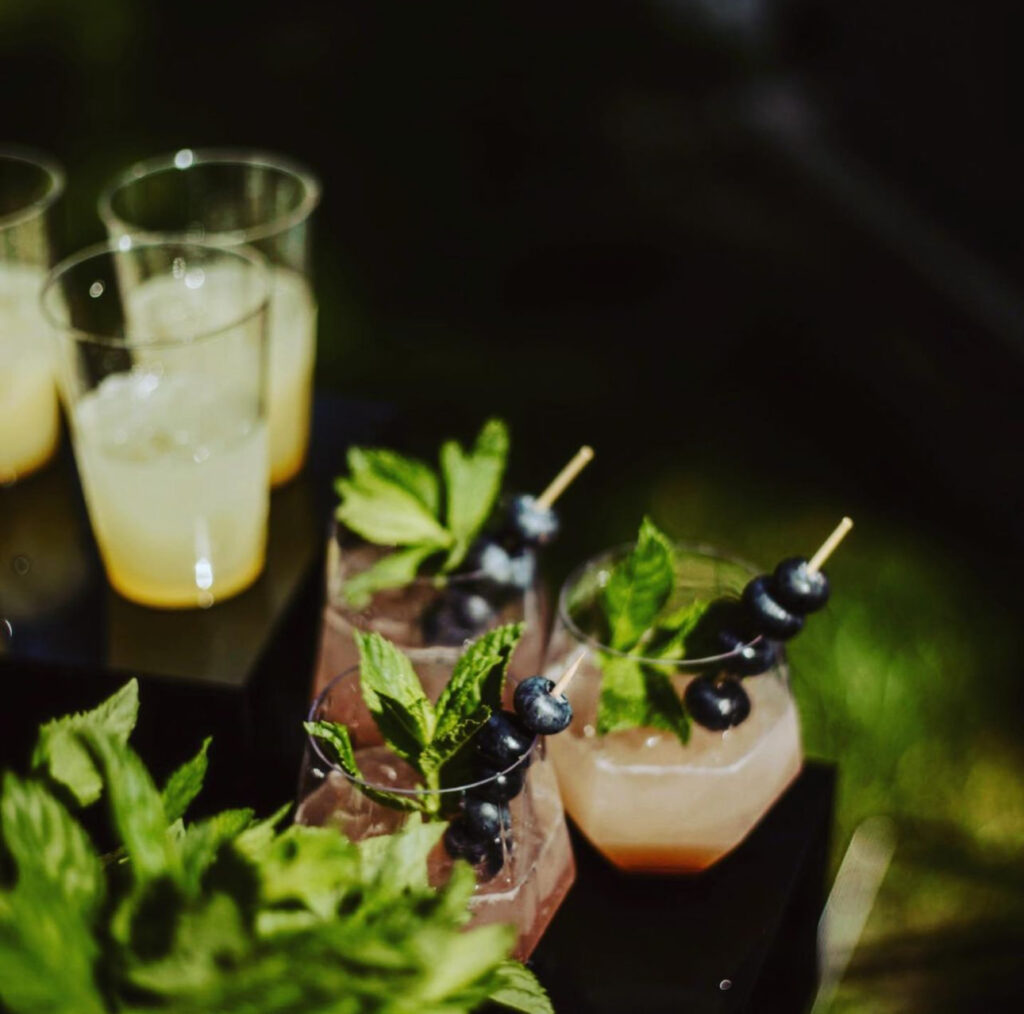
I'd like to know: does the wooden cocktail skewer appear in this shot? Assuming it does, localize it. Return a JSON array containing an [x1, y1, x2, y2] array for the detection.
[[807, 516, 854, 574], [535, 445, 595, 511], [552, 650, 587, 698]]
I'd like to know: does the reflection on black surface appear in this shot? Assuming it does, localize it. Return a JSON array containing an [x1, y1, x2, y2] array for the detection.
[[0, 431, 100, 660]]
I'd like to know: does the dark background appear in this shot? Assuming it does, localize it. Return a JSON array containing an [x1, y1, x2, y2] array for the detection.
[[3, 2, 1023, 1010]]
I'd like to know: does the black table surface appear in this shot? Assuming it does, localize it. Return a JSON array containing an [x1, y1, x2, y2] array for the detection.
[[532, 764, 834, 1014], [1, 395, 834, 1012]]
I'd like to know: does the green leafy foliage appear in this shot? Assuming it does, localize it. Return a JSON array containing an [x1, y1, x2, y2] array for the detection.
[[334, 419, 511, 604], [440, 418, 510, 571], [31, 679, 139, 806], [0, 682, 551, 1014], [308, 625, 525, 813], [590, 518, 708, 744], [161, 738, 211, 823], [428, 623, 524, 767]]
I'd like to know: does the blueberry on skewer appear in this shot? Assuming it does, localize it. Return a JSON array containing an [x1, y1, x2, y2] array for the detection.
[[771, 556, 830, 613], [684, 674, 751, 731], [422, 588, 496, 645], [462, 796, 511, 839], [507, 494, 560, 547], [444, 819, 494, 865], [475, 711, 535, 768], [461, 446, 595, 594], [513, 677, 572, 735], [742, 575, 804, 640], [716, 628, 779, 676], [472, 761, 529, 804]]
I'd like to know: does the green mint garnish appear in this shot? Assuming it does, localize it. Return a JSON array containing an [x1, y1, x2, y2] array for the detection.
[[440, 417, 510, 571], [591, 517, 713, 745], [602, 516, 675, 651], [334, 418, 511, 606], [307, 624, 524, 815], [1, 680, 552, 1014]]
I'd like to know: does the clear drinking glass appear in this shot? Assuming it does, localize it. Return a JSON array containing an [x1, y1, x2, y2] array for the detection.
[[297, 664, 576, 960], [310, 522, 550, 701], [541, 543, 803, 872], [41, 239, 271, 609], [0, 147, 65, 485], [98, 150, 320, 487]]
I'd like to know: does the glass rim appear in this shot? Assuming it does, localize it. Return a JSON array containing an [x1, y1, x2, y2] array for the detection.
[[557, 539, 770, 669], [307, 666, 538, 797], [0, 145, 66, 231], [97, 147, 322, 246], [39, 237, 271, 350]]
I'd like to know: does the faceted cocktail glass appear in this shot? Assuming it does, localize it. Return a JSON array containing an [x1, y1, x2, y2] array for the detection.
[[98, 150, 320, 486], [41, 239, 271, 608], [311, 523, 549, 701], [297, 664, 576, 960], [542, 543, 802, 872], [0, 147, 65, 485]]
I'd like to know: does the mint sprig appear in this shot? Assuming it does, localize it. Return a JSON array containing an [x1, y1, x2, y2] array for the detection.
[[1, 681, 552, 1014], [307, 624, 524, 814], [591, 517, 715, 746], [334, 418, 511, 606]]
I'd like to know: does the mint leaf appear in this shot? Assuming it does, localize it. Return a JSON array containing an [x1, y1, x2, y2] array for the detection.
[[440, 417, 510, 571], [417, 922, 516, 1003], [179, 809, 255, 894], [648, 598, 711, 660], [357, 819, 447, 902], [0, 880, 106, 1014], [162, 737, 211, 823], [428, 623, 524, 770], [31, 679, 139, 807], [78, 727, 178, 883], [335, 471, 453, 548], [603, 516, 675, 651], [258, 825, 360, 921], [488, 959, 556, 1014], [347, 446, 440, 516], [122, 892, 249, 996], [233, 804, 291, 861], [596, 655, 650, 734], [356, 630, 436, 768], [341, 542, 442, 608], [596, 655, 690, 745], [641, 668, 691, 745], [0, 772, 104, 918], [304, 720, 426, 813]]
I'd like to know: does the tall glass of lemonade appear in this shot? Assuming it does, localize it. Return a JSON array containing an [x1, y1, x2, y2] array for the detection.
[[0, 147, 65, 485], [542, 541, 802, 872], [99, 150, 320, 486], [41, 239, 271, 608]]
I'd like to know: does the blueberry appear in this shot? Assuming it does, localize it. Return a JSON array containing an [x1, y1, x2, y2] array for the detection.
[[513, 676, 573, 735], [473, 761, 528, 803], [422, 589, 495, 645], [474, 711, 534, 768], [681, 598, 748, 659], [771, 557, 830, 614], [716, 628, 779, 677], [462, 795, 511, 840], [443, 819, 493, 864], [741, 575, 804, 640], [466, 537, 536, 592], [507, 494, 560, 547], [684, 674, 751, 730]]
